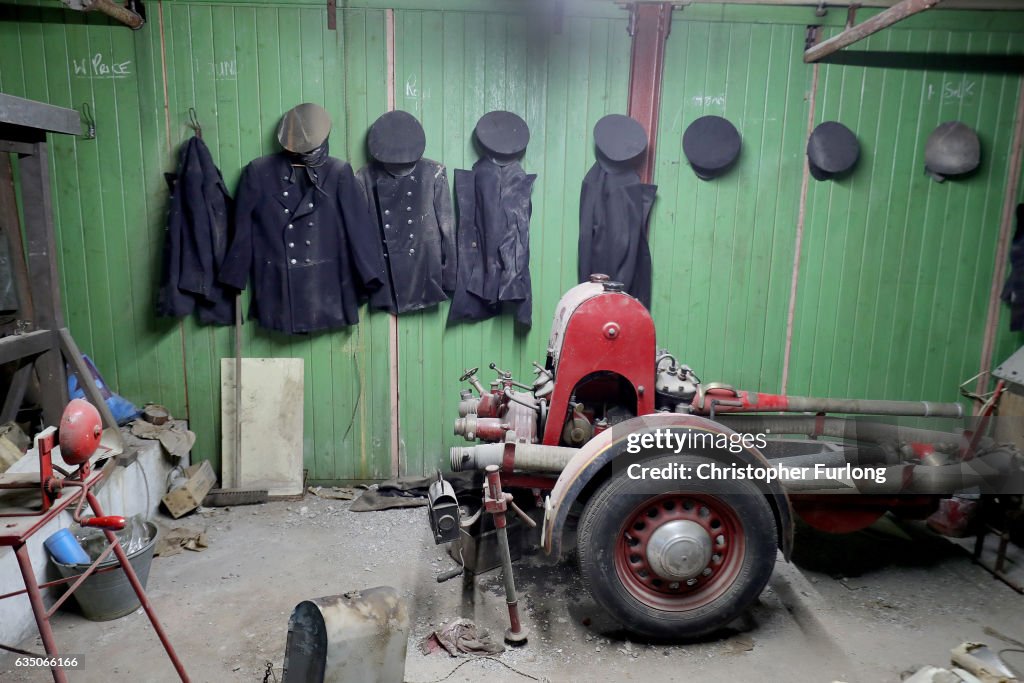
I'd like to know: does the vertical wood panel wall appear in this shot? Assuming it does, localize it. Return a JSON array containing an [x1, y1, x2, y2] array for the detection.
[[392, 7, 632, 475], [0, 2, 394, 481], [651, 7, 1024, 413], [789, 19, 1024, 403], [2, 2, 1023, 481]]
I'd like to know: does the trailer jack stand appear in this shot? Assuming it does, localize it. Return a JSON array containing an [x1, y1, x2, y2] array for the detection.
[[483, 465, 533, 645]]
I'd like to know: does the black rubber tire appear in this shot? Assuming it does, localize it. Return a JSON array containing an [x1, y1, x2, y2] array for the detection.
[[577, 454, 777, 639]]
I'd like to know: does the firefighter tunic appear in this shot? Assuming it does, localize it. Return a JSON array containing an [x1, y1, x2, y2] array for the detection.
[[356, 159, 456, 314], [220, 153, 384, 334]]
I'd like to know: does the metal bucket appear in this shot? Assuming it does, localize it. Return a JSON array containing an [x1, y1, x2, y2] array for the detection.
[[51, 521, 158, 621]]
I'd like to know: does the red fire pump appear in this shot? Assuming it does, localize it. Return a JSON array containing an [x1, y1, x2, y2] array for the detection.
[[430, 275, 1024, 639]]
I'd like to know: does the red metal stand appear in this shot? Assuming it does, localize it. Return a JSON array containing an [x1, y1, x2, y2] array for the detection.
[[0, 465, 190, 682]]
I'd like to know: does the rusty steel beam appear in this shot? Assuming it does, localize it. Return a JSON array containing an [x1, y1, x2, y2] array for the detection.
[[626, 2, 672, 185], [804, 0, 941, 63]]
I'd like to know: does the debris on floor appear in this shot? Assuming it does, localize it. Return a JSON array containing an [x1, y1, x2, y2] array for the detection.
[[419, 618, 506, 657], [130, 412, 196, 460], [307, 485, 359, 500], [901, 642, 1022, 683], [154, 526, 210, 557], [951, 642, 1020, 682], [350, 480, 429, 512], [161, 461, 217, 518], [0, 421, 28, 473]]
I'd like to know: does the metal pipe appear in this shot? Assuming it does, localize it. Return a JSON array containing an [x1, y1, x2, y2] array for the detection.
[[858, 448, 1023, 495], [717, 414, 971, 447], [485, 466, 528, 644], [702, 390, 964, 418], [453, 415, 507, 442], [451, 443, 578, 473]]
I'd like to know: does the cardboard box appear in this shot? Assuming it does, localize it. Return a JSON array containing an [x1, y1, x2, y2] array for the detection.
[[161, 461, 216, 518]]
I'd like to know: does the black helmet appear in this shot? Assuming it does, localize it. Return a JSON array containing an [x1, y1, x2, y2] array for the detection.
[[683, 115, 741, 180], [807, 121, 860, 181], [276, 103, 332, 154], [925, 121, 980, 182]]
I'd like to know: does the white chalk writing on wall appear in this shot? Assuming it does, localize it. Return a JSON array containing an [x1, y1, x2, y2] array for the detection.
[[192, 59, 238, 80], [692, 94, 727, 107], [71, 54, 132, 79], [927, 78, 976, 102]]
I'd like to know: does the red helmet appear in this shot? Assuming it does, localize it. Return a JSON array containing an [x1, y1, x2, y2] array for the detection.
[[59, 399, 102, 466]]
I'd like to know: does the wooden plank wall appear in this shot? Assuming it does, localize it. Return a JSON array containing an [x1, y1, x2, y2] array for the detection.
[[1, 1, 1023, 480], [392, 8, 632, 475], [0, 3, 395, 481]]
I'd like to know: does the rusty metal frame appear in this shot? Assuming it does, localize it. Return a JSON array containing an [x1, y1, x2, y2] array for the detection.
[[0, 465, 190, 681], [804, 0, 942, 63]]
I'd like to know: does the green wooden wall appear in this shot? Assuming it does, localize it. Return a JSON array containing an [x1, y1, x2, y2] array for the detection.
[[790, 18, 1024, 404], [0, 2, 395, 481], [391, 7, 631, 475], [648, 5, 1024, 412], [2, 1, 1023, 481]]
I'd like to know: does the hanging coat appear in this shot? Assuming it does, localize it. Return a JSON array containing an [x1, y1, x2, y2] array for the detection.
[[219, 152, 384, 334], [449, 158, 535, 327], [157, 135, 234, 325], [356, 159, 456, 314], [578, 163, 657, 309], [1002, 204, 1024, 331]]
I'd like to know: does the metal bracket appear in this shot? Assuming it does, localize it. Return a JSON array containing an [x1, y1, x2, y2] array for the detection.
[[327, 0, 336, 31]]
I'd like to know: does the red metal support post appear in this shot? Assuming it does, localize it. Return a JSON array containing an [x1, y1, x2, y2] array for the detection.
[[84, 491, 191, 681], [14, 544, 66, 683], [626, 2, 673, 185]]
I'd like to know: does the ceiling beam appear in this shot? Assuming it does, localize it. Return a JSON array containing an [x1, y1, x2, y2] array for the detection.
[[648, 0, 1017, 10], [804, 0, 941, 62]]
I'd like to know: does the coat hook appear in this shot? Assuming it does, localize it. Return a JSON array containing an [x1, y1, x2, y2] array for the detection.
[[188, 107, 203, 139], [80, 103, 96, 140]]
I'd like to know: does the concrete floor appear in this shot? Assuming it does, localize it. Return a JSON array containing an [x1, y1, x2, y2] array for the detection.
[[1, 494, 1021, 683]]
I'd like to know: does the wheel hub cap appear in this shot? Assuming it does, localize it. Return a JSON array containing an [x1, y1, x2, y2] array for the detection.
[[646, 520, 712, 580]]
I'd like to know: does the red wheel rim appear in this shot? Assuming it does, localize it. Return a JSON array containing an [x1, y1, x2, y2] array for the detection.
[[614, 493, 746, 611]]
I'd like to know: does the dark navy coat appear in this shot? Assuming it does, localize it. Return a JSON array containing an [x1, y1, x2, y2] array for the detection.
[[578, 163, 656, 309], [220, 153, 384, 334], [356, 159, 456, 314], [449, 158, 535, 327], [157, 136, 234, 325]]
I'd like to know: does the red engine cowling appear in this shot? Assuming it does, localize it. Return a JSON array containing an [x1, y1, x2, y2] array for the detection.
[[540, 278, 656, 445]]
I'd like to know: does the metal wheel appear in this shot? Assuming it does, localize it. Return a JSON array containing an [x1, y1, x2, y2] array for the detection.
[[614, 493, 745, 611], [577, 454, 777, 639]]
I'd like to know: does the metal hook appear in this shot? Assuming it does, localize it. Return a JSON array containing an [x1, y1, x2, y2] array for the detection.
[[188, 107, 202, 139], [80, 102, 96, 140]]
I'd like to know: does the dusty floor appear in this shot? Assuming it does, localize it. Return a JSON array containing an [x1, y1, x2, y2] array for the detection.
[[1, 494, 1022, 683]]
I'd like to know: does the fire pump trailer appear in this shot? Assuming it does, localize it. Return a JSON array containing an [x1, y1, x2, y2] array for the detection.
[[426, 276, 1024, 640]]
